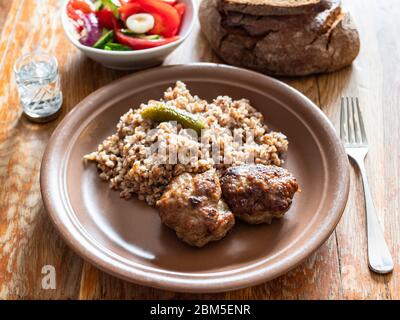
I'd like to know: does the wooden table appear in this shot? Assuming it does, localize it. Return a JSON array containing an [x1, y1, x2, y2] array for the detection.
[[0, 0, 399, 300]]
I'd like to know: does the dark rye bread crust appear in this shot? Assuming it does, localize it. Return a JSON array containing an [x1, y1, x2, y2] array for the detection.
[[199, 0, 360, 76], [223, 0, 342, 37], [221, 0, 325, 16]]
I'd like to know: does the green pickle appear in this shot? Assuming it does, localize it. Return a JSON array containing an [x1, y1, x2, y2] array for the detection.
[[141, 104, 206, 135]]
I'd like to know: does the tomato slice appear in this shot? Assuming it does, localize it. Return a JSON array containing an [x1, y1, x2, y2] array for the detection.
[[174, 3, 185, 20], [67, 4, 81, 20], [115, 30, 179, 50], [119, 0, 180, 37], [147, 13, 165, 35], [67, 0, 93, 20], [118, 2, 142, 20], [71, 0, 93, 12], [139, 0, 181, 37]]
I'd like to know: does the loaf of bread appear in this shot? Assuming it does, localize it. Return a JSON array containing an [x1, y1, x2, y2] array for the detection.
[[221, 0, 323, 16], [199, 0, 360, 76]]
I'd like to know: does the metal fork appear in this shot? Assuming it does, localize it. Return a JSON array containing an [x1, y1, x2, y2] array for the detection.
[[340, 97, 394, 274]]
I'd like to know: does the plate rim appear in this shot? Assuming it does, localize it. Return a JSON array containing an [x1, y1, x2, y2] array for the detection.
[[40, 63, 350, 293]]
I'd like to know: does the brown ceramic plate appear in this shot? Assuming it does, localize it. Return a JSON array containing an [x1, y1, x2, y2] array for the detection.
[[40, 63, 349, 293]]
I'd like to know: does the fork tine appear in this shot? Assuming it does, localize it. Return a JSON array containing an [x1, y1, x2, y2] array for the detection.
[[340, 97, 347, 142], [355, 97, 368, 144], [351, 97, 362, 143], [346, 97, 355, 143]]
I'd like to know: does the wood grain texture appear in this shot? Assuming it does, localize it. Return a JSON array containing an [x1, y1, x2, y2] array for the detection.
[[0, 1, 12, 28], [0, 0, 398, 299]]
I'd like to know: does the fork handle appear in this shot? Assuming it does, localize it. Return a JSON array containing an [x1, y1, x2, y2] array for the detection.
[[355, 159, 394, 274]]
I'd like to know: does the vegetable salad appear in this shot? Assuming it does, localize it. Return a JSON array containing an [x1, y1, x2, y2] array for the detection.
[[67, 0, 185, 50]]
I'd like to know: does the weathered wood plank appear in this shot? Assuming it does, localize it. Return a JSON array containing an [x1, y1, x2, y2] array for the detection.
[[0, 0, 84, 299], [0, 1, 12, 31], [316, 0, 399, 299]]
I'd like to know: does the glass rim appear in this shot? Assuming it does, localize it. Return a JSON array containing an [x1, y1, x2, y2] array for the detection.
[[13, 51, 59, 79]]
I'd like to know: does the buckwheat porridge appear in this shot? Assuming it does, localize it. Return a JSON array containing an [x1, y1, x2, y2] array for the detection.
[[84, 81, 289, 206]]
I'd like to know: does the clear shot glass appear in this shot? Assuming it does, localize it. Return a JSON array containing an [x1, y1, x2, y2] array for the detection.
[[14, 52, 63, 123]]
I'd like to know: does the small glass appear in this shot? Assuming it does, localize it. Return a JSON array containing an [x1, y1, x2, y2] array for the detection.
[[14, 52, 62, 123]]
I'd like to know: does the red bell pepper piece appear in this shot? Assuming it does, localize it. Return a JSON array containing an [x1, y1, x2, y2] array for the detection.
[[119, 0, 181, 37], [96, 9, 117, 29], [115, 30, 179, 50], [67, 0, 93, 20]]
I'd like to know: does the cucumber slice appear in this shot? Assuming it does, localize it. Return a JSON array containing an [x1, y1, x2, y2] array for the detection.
[[100, 0, 120, 17], [104, 42, 131, 51], [93, 30, 114, 49], [137, 34, 162, 40], [119, 30, 162, 40], [120, 29, 138, 36]]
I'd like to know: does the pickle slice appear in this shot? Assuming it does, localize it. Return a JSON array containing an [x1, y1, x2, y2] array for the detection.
[[141, 104, 206, 135]]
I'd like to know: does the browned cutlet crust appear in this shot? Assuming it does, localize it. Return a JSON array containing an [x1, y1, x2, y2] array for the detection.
[[220, 164, 299, 224], [157, 170, 235, 247]]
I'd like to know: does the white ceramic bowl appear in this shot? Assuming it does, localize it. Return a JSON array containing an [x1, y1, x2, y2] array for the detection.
[[61, 0, 196, 70]]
